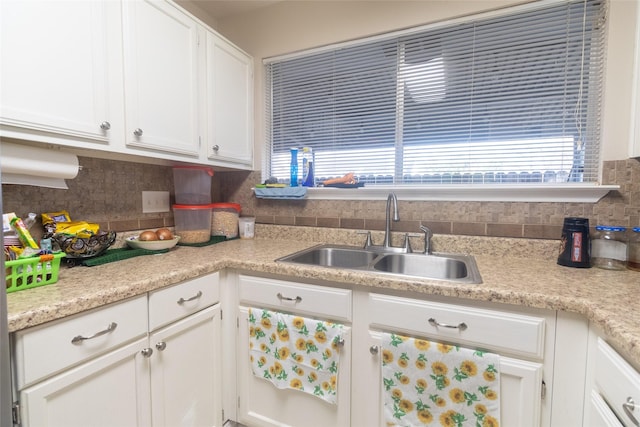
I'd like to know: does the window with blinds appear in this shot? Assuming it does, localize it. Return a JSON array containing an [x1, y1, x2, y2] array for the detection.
[[265, 0, 607, 186]]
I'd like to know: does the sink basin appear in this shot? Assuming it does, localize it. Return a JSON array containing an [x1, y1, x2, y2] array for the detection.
[[277, 244, 482, 284], [277, 245, 378, 269], [373, 253, 479, 282]]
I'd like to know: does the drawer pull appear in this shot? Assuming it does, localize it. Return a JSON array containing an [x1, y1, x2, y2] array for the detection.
[[71, 322, 118, 344], [277, 292, 302, 303], [428, 318, 468, 331], [177, 291, 202, 305], [623, 397, 639, 426], [370, 345, 379, 355], [155, 341, 167, 351]]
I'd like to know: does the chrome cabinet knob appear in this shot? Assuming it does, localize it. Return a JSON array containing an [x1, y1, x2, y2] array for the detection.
[[155, 341, 167, 351], [141, 348, 153, 358], [212, 144, 220, 152], [133, 128, 143, 137], [369, 345, 379, 355], [100, 121, 111, 130]]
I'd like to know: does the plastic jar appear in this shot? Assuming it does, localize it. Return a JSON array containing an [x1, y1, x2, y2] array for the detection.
[[173, 166, 214, 205], [211, 203, 241, 239], [173, 204, 214, 244], [627, 227, 640, 272], [591, 226, 628, 270]]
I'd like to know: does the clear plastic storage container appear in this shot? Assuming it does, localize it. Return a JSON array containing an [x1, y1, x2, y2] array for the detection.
[[627, 227, 640, 272], [173, 204, 214, 244], [173, 166, 214, 205], [211, 203, 241, 239], [591, 226, 628, 270]]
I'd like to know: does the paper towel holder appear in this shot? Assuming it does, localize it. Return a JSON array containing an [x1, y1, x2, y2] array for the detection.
[[0, 141, 80, 189]]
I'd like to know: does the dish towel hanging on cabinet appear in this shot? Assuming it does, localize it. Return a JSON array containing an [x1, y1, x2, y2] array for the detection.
[[381, 332, 501, 427], [247, 307, 345, 404]]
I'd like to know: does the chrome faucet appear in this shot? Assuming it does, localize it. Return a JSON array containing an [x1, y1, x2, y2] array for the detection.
[[383, 193, 399, 249]]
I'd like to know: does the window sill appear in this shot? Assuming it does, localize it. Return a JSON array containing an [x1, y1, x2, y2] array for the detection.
[[304, 184, 619, 203]]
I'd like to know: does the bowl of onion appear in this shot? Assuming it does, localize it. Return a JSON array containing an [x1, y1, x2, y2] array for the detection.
[[126, 228, 180, 250]]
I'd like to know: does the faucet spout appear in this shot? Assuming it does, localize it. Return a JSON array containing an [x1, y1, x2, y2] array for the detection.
[[383, 193, 399, 248]]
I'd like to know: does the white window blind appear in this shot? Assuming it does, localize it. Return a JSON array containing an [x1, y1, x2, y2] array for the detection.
[[265, 0, 607, 186]]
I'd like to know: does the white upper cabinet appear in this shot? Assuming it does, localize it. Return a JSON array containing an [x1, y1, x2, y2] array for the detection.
[[632, 2, 640, 158], [122, 0, 202, 158], [0, 0, 123, 147], [1, 0, 254, 169], [206, 32, 254, 168]]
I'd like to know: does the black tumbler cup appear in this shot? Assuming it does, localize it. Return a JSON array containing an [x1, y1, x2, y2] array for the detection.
[[557, 217, 591, 268]]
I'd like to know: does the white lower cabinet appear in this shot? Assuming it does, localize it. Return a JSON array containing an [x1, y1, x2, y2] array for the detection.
[[235, 275, 352, 427], [584, 333, 640, 427], [13, 272, 221, 427], [20, 336, 151, 427], [350, 292, 552, 427], [228, 275, 556, 427], [149, 304, 221, 427]]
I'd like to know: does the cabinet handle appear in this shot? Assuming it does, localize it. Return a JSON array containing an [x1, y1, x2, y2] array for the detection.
[[141, 348, 153, 358], [155, 341, 167, 351], [133, 128, 143, 137], [212, 144, 220, 152], [177, 290, 202, 305], [369, 345, 379, 355], [276, 292, 302, 303], [99, 121, 111, 130], [428, 317, 468, 331], [623, 397, 639, 426], [71, 322, 117, 344]]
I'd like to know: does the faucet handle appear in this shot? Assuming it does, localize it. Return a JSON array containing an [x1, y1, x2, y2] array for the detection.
[[403, 233, 422, 253], [356, 230, 373, 248]]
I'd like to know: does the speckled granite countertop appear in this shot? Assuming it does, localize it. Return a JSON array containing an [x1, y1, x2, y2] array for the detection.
[[6, 226, 640, 369]]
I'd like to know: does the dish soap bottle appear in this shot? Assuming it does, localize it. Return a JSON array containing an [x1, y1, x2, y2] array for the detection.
[[301, 146, 315, 187], [290, 148, 299, 187]]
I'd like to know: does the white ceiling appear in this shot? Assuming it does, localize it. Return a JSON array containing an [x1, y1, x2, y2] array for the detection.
[[189, 1, 282, 19]]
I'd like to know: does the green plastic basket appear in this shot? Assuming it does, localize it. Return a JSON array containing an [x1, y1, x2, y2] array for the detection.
[[5, 252, 65, 293]]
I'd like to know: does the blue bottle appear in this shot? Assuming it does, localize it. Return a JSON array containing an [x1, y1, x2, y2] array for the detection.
[[290, 148, 299, 187]]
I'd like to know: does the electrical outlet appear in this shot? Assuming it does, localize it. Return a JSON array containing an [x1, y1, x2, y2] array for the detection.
[[142, 191, 170, 213]]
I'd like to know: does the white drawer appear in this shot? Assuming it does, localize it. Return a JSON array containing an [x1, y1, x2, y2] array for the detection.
[[148, 272, 219, 331], [369, 293, 546, 359], [14, 295, 147, 389], [595, 338, 640, 427], [238, 275, 352, 322]]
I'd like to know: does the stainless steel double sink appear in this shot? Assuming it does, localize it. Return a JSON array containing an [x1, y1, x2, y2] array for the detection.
[[276, 244, 482, 284]]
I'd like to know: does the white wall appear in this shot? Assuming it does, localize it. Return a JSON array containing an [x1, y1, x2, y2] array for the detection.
[[213, 0, 639, 168]]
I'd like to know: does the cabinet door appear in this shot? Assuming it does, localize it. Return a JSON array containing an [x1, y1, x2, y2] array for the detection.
[[122, 0, 201, 158], [359, 332, 543, 427], [0, 0, 120, 146], [236, 307, 351, 427], [206, 33, 253, 167], [149, 304, 222, 427], [587, 390, 625, 427], [19, 337, 151, 427]]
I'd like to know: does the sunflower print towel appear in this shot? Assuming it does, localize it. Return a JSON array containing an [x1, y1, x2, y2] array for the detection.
[[248, 307, 345, 404], [381, 333, 501, 427]]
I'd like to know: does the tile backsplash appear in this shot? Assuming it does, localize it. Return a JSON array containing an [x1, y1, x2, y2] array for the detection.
[[2, 156, 639, 241]]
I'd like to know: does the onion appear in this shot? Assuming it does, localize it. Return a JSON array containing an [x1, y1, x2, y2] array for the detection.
[[139, 230, 159, 241], [155, 228, 173, 240]]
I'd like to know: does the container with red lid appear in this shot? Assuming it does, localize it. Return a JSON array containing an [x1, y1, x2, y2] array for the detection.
[[211, 203, 241, 239], [173, 166, 214, 205], [173, 204, 214, 244]]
